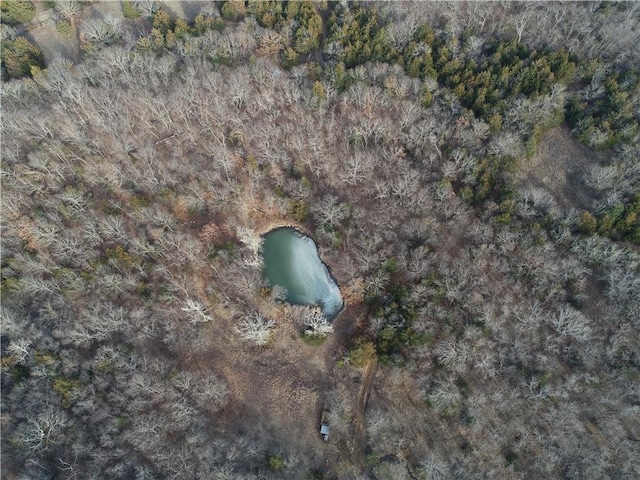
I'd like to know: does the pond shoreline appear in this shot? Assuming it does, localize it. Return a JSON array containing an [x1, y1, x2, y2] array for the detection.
[[261, 223, 345, 321], [257, 220, 311, 237]]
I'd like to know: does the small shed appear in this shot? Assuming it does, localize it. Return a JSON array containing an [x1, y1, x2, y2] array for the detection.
[[320, 410, 330, 442], [320, 423, 330, 442]]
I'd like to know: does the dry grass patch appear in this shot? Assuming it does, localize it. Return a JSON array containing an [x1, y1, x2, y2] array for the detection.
[[514, 124, 609, 211]]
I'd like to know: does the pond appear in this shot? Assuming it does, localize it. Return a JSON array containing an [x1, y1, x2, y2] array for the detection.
[[262, 227, 343, 320]]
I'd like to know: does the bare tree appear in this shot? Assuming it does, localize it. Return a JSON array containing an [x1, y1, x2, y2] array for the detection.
[[55, 0, 81, 20], [313, 195, 350, 230], [81, 18, 120, 45], [2, 6, 638, 478], [551, 305, 592, 342], [235, 227, 261, 258], [425, 379, 461, 415], [132, 0, 159, 17], [16, 408, 68, 452], [419, 454, 447, 480], [235, 312, 275, 346], [6, 338, 32, 365], [434, 338, 469, 373], [181, 298, 213, 324], [300, 308, 333, 338]]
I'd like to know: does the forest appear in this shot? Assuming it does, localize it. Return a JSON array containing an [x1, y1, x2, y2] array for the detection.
[[1, 1, 639, 479]]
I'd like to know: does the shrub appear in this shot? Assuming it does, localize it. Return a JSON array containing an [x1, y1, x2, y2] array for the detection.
[[247, 0, 284, 28], [301, 332, 327, 346], [421, 86, 433, 107], [53, 376, 80, 408], [290, 1, 322, 54], [577, 210, 597, 235], [105, 245, 138, 268], [312, 80, 326, 100], [173, 18, 190, 38], [267, 454, 285, 471], [194, 13, 216, 34], [281, 46, 298, 69], [56, 20, 73, 37], [326, 4, 391, 68], [349, 338, 377, 367], [1, 36, 45, 80], [152, 9, 173, 34], [221, 0, 245, 21], [122, 0, 140, 20], [288, 199, 309, 222], [0, 0, 36, 25], [567, 69, 639, 149], [9, 364, 30, 383]]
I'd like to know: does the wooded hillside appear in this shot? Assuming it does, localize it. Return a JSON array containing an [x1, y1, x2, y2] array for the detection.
[[2, 2, 639, 479]]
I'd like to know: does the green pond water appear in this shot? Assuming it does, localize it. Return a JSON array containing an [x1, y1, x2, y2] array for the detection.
[[262, 227, 343, 319]]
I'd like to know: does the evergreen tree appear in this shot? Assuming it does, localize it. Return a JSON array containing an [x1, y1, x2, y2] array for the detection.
[[1, 36, 44, 80]]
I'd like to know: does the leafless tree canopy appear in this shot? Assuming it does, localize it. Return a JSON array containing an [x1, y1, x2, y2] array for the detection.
[[1, 1, 639, 478]]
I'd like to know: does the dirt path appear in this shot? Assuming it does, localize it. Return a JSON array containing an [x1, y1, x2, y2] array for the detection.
[[352, 357, 378, 468]]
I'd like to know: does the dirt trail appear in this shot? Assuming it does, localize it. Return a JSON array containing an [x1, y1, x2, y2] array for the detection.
[[352, 357, 378, 467]]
